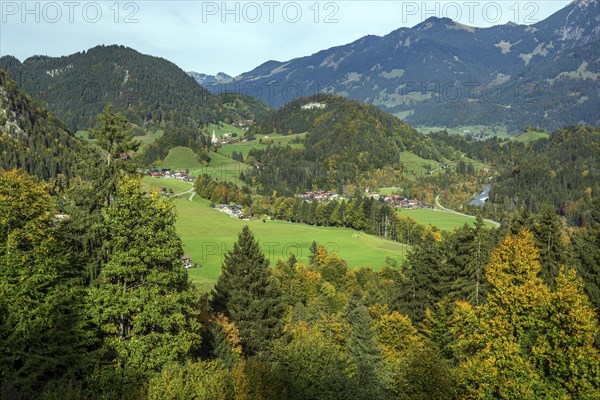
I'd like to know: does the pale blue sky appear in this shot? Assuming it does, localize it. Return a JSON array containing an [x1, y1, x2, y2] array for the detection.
[[0, 1, 571, 76]]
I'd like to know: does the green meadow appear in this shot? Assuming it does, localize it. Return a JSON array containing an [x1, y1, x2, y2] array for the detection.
[[397, 208, 495, 230], [157, 146, 247, 185], [176, 196, 409, 292], [142, 175, 410, 292], [142, 177, 496, 291], [206, 122, 245, 138], [217, 132, 306, 157], [512, 130, 550, 143]]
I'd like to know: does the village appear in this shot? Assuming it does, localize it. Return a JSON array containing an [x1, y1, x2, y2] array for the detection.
[[147, 168, 195, 182], [296, 189, 426, 209]]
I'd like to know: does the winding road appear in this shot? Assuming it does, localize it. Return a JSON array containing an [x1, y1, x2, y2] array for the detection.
[[174, 184, 196, 201]]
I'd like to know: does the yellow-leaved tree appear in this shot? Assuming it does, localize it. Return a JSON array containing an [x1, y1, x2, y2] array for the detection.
[[452, 230, 599, 399]]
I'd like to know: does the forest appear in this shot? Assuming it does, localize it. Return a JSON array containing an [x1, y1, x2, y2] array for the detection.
[[1, 103, 600, 399], [1, 67, 600, 399]]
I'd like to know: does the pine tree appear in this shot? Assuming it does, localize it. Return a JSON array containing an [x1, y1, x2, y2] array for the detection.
[[509, 208, 534, 234], [86, 104, 140, 208], [308, 240, 318, 266], [449, 217, 494, 305], [61, 105, 140, 284], [211, 226, 284, 356]]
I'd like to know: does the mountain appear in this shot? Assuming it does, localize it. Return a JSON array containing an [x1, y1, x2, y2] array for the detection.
[[211, 0, 600, 132], [0, 70, 87, 189], [188, 71, 232, 86], [0, 45, 228, 131], [243, 93, 456, 194]]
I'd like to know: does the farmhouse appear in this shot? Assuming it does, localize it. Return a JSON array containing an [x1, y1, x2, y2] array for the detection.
[[301, 102, 326, 110], [215, 204, 244, 218], [181, 254, 194, 269]]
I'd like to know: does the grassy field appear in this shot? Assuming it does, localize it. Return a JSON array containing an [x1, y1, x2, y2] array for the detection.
[[397, 208, 495, 230], [166, 195, 409, 292], [142, 176, 409, 291], [207, 122, 245, 138], [157, 146, 247, 185], [511, 130, 549, 143], [217, 132, 306, 158], [142, 175, 194, 195], [416, 125, 512, 139], [158, 146, 204, 172]]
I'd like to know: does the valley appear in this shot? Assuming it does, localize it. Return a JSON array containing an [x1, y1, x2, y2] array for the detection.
[[1, 1, 599, 398]]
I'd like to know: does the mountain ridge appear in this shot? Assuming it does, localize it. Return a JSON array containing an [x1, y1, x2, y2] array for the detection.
[[208, 0, 600, 132]]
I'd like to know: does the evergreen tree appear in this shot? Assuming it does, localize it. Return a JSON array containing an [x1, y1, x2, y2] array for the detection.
[[573, 197, 600, 312], [533, 204, 568, 287], [62, 105, 139, 284], [0, 170, 86, 396], [403, 231, 447, 321], [87, 177, 201, 385], [308, 240, 318, 266], [449, 217, 494, 305], [211, 226, 284, 356], [87, 104, 140, 208], [346, 293, 385, 400], [509, 208, 534, 234]]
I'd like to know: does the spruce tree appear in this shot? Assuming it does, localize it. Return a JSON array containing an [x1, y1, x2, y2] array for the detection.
[[573, 197, 600, 312], [533, 204, 568, 287], [0, 170, 86, 396], [87, 177, 201, 383], [346, 292, 385, 400], [211, 226, 284, 356], [403, 231, 447, 321]]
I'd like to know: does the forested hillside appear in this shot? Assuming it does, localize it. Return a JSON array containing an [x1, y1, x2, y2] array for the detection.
[[0, 70, 87, 190], [218, 92, 271, 121], [490, 126, 600, 225], [245, 94, 455, 194], [0, 45, 227, 131]]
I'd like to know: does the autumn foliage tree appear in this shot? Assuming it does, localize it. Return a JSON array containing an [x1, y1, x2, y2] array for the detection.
[[452, 230, 600, 399]]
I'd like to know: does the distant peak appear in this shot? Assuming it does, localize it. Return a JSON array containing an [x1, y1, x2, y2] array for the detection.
[[414, 16, 454, 30]]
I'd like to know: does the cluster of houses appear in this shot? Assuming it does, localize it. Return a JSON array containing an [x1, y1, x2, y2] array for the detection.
[[297, 191, 346, 203], [147, 169, 195, 182], [367, 192, 425, 209], [211, 131, 249, 145], [215, 204, 251, 220], [295, 190, 424, 208]]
